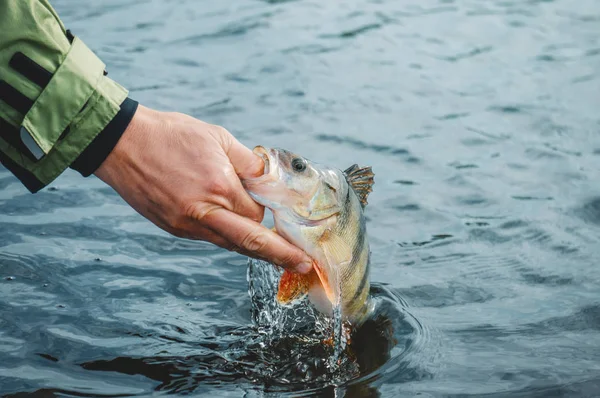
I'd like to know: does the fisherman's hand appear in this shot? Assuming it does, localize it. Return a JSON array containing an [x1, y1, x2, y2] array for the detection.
[[94, 105, 312, 273]]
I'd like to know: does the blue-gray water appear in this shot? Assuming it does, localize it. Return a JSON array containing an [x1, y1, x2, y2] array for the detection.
[[1, 0, 600, 396]]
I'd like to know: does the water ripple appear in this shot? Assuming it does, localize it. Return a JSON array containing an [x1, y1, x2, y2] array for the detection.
[[2, 0, 600, 395]]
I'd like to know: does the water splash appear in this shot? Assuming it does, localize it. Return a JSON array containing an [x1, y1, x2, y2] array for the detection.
[[328, 255, 348, 370], [246, 258, 357, 383], [247, 257, 323, 336], [70, 263, 427, 395]]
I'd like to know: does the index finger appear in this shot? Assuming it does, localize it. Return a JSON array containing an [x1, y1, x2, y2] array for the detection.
[[204, 208, 313, 274]]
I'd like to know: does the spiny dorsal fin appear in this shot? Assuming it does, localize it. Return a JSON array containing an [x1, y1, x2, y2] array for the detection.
[[343, 164, 374, 208]]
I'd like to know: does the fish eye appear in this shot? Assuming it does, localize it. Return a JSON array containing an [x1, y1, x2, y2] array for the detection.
[[291, 158, 307, 172]]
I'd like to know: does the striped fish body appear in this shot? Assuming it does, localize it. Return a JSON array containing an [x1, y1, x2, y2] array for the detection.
[[326, 180, 371, 320], [242, 147, 374, 326]]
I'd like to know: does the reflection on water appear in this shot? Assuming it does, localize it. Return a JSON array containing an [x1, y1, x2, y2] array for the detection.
[[2, 0, 600, 396]]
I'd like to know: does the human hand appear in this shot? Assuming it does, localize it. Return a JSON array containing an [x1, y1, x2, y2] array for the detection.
[[94, 105, 312, 273]]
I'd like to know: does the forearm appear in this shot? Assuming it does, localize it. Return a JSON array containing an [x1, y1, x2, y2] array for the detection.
[[0, 1, 312, 271], [0, 0, 134, 192]]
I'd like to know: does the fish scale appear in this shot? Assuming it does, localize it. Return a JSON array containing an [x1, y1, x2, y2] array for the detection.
[[243, 146, 375, 326]]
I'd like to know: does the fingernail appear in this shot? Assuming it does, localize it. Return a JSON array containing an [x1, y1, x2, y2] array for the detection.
[[296, 260, 312, 274]]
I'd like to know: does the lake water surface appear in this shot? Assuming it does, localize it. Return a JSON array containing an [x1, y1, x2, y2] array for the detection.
[[1, 0, 600, 396]]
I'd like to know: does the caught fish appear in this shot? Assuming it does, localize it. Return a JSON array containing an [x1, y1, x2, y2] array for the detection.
[[243, 146, 375, 326]]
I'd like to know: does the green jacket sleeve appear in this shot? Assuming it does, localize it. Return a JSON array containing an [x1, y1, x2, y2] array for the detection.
[[0, 0, 130, 192]]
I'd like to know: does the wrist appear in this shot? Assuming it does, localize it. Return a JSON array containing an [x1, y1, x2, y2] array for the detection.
[[93, 103, 154, 187], [71, 97, 139, 177]]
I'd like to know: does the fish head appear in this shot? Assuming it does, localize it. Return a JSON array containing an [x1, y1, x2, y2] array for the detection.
[[243, 146, 345, 224]]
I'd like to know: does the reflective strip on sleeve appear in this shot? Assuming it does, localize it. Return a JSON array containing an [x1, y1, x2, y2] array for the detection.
[[20, 36, 106, 155]]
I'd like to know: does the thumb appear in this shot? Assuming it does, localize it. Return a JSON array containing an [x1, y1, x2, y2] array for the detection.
[[227, 139, 264, 179]]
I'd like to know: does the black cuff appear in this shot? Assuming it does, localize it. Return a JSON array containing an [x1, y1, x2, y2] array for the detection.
[[71, 97, 138, 177]]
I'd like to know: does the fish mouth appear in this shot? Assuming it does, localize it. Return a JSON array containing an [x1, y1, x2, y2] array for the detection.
[[242, 146, 282, 208], [243, 146, 278, 189], [253, 146, 272, 177]]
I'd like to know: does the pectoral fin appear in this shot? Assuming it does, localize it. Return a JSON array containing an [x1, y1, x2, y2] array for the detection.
[[313, 230, 353, 305], [320, 230, 353, 266]]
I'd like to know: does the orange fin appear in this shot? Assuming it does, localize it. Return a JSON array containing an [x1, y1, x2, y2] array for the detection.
[[311, 259, 334, 304], [276, 269, 310, 304]]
